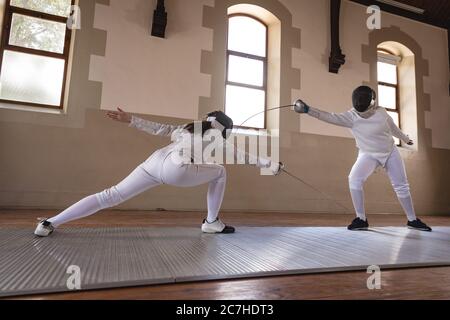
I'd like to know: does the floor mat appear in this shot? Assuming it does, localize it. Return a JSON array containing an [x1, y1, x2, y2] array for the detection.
[[1, 227, 449, 298]]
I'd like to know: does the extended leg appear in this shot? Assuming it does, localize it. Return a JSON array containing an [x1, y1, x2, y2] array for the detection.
[[46, 165, 160, 228]]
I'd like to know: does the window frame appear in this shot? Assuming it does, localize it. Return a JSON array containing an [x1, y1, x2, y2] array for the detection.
[[225, 13, 268, 130], [377, 48, 401, 146], [0, 0, 75, 110]]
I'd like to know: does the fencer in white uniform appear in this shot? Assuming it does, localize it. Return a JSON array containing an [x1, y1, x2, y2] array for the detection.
[[294, 86, 432, 231], [35, 109, 282, 237]]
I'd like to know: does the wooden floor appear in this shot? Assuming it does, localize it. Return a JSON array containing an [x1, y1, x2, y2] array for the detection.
[[1, 210, 450, 300]]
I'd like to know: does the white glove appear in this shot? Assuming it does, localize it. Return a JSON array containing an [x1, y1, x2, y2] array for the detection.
[[256, 159, 284, 176], [270, 162, 284, 176], [256, 158, 272, 169]]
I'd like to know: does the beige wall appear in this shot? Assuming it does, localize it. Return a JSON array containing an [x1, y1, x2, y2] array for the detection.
[[0, 0, 449, 215], [91, 0, 213, 120], [292, 0, 450, 149]]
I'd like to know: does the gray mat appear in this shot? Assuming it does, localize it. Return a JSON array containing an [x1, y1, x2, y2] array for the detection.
[[1, 227, 450, 297]]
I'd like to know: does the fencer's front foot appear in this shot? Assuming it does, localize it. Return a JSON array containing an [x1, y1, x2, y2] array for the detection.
[[347, 218, 369, 231], [34, 219, 55, 237], [202, 219, 235, 234], [407, 219, 432, 232]]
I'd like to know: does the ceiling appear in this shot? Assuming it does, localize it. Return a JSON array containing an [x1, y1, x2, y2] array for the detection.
[[350, 0, 450, 29]]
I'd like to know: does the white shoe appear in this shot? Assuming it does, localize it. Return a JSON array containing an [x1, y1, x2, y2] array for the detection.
[[34, 219, 55, 237], [201, 219, 235, 234]]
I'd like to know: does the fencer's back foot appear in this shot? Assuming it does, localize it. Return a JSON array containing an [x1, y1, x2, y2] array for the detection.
[[407, 219, 432, 232], [407, 226, 432, 232], [347, 218, 369, 231], [34, 219, 55, 237]]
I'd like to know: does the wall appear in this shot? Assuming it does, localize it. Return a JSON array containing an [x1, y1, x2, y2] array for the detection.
[[91, 0, 212, 120], [0, 0, 449, 215]]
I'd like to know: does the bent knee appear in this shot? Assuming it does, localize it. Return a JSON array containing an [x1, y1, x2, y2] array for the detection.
[[393, 183, 411, 198], [215, 165, 227, 181], [96, 186, 124, 209], [218, 165, 226, 176], [348, 175, 365, 191]]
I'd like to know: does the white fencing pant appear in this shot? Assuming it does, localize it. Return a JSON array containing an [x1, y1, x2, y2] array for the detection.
[[48, 150, 226, 227], [348, 148, 417, 222]]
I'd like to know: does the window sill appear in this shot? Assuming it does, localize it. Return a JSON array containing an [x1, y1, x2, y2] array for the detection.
[[0, 102, 65, 115], [232, 127, 273, 137]]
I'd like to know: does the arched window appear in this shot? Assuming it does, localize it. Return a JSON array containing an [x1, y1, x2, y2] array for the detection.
[[377, 48, 401, 145], [225, 14, 268, 129]]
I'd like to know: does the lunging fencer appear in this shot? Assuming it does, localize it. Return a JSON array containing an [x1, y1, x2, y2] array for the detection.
[[294, 86, 432, 232], [35, 109, 282, 237]]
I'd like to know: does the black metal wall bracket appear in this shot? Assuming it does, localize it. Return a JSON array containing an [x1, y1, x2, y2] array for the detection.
[[329, 0, 346, 73], [151, 0, 167, 38], [329, 48, 346, 74]]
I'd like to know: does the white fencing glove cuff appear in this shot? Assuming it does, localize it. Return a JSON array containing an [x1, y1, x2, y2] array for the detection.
[[256, 158, 272, 169], [271, 162, 284, 176]]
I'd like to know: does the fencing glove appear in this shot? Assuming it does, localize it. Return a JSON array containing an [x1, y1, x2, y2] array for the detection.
[[293, 100, 311, 114]]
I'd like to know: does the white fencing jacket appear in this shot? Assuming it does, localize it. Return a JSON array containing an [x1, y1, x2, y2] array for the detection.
[[308, 107, 410, 166], [129, 116, 271, 168]]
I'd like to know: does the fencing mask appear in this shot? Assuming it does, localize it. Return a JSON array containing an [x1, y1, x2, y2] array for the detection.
[[352, 86, 377, 113], [206, 111, 234, 139]]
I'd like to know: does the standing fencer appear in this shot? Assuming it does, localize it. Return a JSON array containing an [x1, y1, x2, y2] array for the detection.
[[294, 86, 432, 231], [35, 109, 282, 237]]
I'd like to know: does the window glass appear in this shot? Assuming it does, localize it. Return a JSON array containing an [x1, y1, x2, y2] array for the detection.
[[0, 50, 65, 106], [225, 85, 265, 128], [9, 13, 67, 54], [228, 55, 264, 87], [378, 84, 397, 110], [377, 62, 397, 85], [228, 16, 266, 57], [10, 0, 72, 17]]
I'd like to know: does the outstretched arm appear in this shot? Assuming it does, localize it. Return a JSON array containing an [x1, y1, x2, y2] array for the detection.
[[294, 100, 354, 128], [107, 108, 183, 137], [386, 115, 412, 145], [129, 116, 184, 137], [225, 140, 283, 175]]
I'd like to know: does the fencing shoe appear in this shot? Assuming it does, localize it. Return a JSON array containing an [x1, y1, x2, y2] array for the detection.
[[407, 219, 432, 232], [34, 219, 55, 237], [347, 217, 369, 231], [202, 219, 235, 234]]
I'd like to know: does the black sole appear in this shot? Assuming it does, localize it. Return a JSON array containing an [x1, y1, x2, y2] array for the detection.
[[407, 226, 432, 232], [221, 227, 236, 234]]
